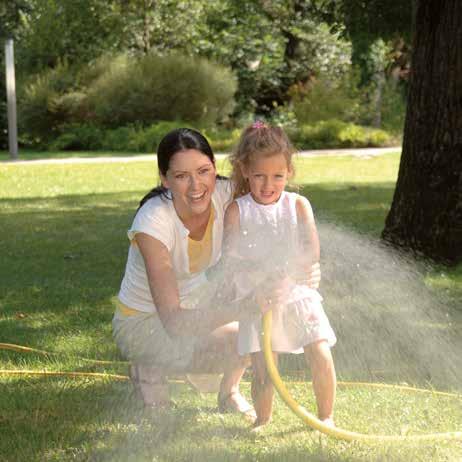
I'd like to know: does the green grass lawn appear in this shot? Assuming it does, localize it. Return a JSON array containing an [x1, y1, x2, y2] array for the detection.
[[1, 153, 461, 461]]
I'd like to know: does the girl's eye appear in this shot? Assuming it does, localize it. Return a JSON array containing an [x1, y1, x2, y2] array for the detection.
[[275, 174, 284, 179]]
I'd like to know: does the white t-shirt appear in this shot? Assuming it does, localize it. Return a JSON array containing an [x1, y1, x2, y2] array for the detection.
[[118, 178, 233, 313]]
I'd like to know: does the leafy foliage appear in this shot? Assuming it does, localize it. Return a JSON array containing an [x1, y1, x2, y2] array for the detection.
[[289, 119, 393, 149], [87, 53, 237, 127], [18, 53, 237, 143], [4, 0, 411, 148], [16, 0, 123, 73], [291, 70, 362, 125], [200, 0, 353, 115]]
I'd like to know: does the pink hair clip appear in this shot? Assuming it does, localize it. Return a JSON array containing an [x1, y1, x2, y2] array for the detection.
[[251, 120, 267, 129]]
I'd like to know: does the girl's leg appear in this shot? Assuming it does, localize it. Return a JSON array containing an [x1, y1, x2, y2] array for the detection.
[[251, 351, 277, 427], [303, 340, 336, 423], [191, 322, 255, 420]]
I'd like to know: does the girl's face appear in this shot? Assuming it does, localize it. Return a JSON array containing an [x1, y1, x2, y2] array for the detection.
[[161, 149, 217, 219], [242, 152, 291, 205]]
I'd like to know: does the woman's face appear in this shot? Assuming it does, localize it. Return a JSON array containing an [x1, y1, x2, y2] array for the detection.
[[161, 149, 217, 219]]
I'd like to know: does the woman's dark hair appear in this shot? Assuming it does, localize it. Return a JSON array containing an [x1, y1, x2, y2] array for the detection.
[[138, 128, 219, 210]]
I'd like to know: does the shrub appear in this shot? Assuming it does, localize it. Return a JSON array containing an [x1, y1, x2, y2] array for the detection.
[[379, 81, 407, 135], [48, 124, 103, 151], [291, 71, 362, 125], [48, 120, 193, 153], [202, 127, 241, 153], [101, 126, 140, 152], [289, 119, 393, 149], [18, 62, 85, 144], [88, 53, 237, 127], [139, 121, 192, 153]]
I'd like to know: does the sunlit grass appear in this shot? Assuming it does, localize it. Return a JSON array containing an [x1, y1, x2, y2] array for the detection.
[[1, 153, 461, 461]]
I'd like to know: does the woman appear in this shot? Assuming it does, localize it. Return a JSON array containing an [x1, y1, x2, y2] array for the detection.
[[112, 128, 320, 419]]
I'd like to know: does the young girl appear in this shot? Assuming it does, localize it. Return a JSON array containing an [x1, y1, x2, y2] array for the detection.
[[223, 122, 337, 428]]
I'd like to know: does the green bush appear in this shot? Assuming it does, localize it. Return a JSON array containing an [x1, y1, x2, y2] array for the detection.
[[48, 121, 193, 153], [138, 121, 192, 153], [202, 127, 241, 153], [18, 53, 236, 146], [18, 62, 87, 144], [379, 81, 407, 135], [289, 119, 393, 149], [48, 124, 103, 151], [291, 71, 362, 125], [101, 126, 140, 152], [88, 53, 237, 127]]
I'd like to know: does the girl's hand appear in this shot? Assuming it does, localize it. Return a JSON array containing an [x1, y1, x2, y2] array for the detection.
[[255, 274, 292, 315]]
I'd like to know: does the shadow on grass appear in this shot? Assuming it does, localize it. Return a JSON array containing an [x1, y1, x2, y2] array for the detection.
[[0, 191, 140, 359]]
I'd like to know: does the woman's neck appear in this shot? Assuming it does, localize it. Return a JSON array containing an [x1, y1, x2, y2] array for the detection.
[[176, 203, 212, 240]]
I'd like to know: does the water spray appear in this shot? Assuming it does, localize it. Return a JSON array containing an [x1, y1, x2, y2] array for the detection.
[[262, 310, 462, 442]]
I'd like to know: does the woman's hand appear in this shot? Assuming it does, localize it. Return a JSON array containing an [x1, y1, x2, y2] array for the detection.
[[305, 261, 321, 288], [295, 261, 321, 289]]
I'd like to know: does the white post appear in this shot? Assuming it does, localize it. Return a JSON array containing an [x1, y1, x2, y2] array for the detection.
[[5, 38, 18, 160]]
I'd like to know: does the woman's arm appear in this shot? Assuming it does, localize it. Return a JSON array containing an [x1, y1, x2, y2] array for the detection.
[[135, 232, 255, 338], [295, 196, 321, 288]]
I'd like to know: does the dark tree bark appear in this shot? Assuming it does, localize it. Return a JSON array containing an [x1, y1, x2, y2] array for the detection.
[[382, 0, 462, 265]]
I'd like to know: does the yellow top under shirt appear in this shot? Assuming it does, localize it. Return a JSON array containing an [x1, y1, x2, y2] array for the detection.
[[117, 207, 214, 317], [187, 206, 214, 274]]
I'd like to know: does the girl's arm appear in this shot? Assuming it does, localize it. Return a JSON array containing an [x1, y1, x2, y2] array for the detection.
[[223, 201, 241, 257], [135, 232, 255, 338], [295, 196, 321, 287]]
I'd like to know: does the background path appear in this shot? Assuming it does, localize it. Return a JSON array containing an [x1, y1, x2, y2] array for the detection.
[[2, 146, 401, 165]]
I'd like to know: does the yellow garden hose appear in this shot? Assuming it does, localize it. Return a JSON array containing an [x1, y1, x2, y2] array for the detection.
[[0, 342, 128, 365], [2, 338, 462, 442], [262, 310, 462, 442], [0, 369, 129, 381]]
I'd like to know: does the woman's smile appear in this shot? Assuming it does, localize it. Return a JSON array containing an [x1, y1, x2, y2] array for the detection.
[[161, 149, 217, 219]]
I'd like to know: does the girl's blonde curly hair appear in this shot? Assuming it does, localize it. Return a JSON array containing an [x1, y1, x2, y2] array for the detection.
[[229, 123, 296, 199]]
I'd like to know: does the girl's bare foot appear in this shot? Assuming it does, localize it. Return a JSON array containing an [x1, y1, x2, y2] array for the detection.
[[250, 418, 271, 432], [320, 417, 335, 428]]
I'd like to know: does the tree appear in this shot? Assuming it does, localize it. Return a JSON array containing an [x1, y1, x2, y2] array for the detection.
[[118, 0, 206, 55], [17, 0, 123, 73], [202, 0, 351, 115], [382, 0, 462, 264]]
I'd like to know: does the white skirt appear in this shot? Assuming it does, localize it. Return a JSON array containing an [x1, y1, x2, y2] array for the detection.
[[238, 289, 336, 356]]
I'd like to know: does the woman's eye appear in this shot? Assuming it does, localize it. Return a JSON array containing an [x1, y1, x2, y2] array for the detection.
[[199, 168, 210, 175], [175, 174, 186, 179]]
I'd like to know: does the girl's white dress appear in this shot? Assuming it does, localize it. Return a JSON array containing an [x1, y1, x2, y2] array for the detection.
[[234, 191, 336, 356]]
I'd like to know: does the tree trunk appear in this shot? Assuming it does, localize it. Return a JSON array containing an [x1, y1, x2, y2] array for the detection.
[[382, 0, 462, 265]]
